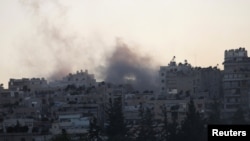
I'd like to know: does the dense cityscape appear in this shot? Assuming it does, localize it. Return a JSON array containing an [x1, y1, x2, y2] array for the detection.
[[0, 47, 249, 141]]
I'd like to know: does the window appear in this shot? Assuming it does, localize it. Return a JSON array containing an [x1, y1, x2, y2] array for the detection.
[[229, 74, 233, 78], [224, 74, 228, 78]]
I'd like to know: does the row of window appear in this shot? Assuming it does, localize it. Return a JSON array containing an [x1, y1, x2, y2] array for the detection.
[[224, 74, 249, 79]]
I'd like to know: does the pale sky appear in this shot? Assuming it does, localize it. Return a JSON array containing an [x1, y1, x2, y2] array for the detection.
[[1, 0, 250, 88]]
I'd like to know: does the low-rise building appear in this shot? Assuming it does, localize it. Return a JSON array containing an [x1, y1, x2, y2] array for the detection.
[[2, 118, 33, 133], [50, 114, 90, 134]]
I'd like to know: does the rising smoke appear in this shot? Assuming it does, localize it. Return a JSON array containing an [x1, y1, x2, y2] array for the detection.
[[104, 39, 159, 91], [19, 0, 101, 81], [18, 0, 159, 90]]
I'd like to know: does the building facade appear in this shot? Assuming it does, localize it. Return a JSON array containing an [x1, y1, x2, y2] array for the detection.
[[223, 47, 250, 118]]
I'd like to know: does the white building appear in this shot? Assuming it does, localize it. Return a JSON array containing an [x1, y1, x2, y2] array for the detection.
[[50, 69, 96, 88], [50, 114, 90, 134]]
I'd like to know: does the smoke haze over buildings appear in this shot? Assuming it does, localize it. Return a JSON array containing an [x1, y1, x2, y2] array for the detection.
[[18, 0, 104, 81], [2, 0, 250, 88], [11, 0, 159, 90], [103, 39, 159, 90]]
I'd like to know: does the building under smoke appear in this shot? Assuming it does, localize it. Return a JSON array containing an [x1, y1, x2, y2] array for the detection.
[[49, 69, 96, 88], [103, 40, 159, 91]]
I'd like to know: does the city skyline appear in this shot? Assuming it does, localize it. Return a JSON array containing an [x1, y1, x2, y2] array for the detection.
[[1, 0, 250, 87]]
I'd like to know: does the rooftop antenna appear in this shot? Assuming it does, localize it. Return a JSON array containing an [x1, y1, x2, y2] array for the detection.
[[216, 64, 219, 69], [171, 56, 176, 62], [184, 59, 188, 64]]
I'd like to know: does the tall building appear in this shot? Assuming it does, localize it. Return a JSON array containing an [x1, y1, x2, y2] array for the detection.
[[193, 67, 222, 99], [159, 57, 222, 99], [159, 57, 222, 121], [223, 47, 250, 118], [159, 57, 194, 96]]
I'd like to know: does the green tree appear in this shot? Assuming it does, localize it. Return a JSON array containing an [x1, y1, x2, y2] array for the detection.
[[105, 97, 130, 141], [179, 99, 205, 141], [136, 107, 156, 141]]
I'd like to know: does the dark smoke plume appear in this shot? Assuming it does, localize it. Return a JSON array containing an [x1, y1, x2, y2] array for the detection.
[[18, 0, 160, 90], [104, 39, 159, 91]]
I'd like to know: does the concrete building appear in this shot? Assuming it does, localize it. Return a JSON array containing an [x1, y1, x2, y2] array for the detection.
[[8, 78, 48, 93], [159, 57, 222, 99], [159, 56, 223, 122], [193, 66, 222, 99], [223, 47, 250, 118], [0, 133, 51, 141], [50, 70, 96, 88], [50, 114, 90, 134], [159, 57, 194, 95], [2, 118, 33, 133], [124, 91, 155, 124]]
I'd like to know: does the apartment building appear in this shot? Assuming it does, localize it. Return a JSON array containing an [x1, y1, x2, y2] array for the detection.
[[8, 78, 47, 93], [50, 70, 96, 88], [223, 47, 250, 118]]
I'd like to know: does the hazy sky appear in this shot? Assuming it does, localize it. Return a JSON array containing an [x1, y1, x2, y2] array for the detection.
[[1, 0, 250, 87]]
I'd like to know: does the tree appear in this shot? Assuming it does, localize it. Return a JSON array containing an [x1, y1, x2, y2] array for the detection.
[[207, 99, 222, 124], [50, 129, 71, 141], [178, 99, 205, 141], [105, 97, 130, 141], [160, 105, 180, 141], [88, 116, 102, 141], [159, 106, 169, 141], [168, 112, 179, 141], [136, 107, 156, 141]]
